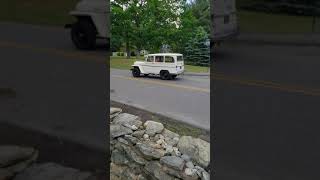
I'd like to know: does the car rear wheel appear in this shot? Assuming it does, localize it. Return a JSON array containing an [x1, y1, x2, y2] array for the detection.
[[71, 19, 96, 50], [160, 71, 170, 80], [132, 67, 141, 77]]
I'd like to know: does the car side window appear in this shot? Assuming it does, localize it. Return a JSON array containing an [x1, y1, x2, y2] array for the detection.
[[177, 56, 183, 61], [147, 56, 154, 62], [155, 56, 164, 63], [165, 56, 174, 63]]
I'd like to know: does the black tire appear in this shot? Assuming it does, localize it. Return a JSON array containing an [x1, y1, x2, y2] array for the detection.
[[160, 71, 170, 80], [132, 67, 141, 77], [71, 19, 96, 50]]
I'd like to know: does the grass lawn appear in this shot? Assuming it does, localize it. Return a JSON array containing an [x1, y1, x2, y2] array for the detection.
[[110, 56, 210, 73], [239, 10, 315, 33], [0, 0, 78, 26]]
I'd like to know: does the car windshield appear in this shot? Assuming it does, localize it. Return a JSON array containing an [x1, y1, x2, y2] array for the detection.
[[177, 56, 183, 61]]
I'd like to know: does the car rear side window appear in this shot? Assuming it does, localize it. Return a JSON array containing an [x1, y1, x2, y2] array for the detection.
[[155, 56, 164, 62], [177, 56, 183, 61], [147, 56, 154, 62], [165, 56, 174, 63]]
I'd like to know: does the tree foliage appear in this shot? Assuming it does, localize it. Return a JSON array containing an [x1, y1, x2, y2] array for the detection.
[[111, 0, 210, 66]]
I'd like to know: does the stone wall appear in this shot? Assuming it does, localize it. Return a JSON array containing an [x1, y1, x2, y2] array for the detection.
[[110, 107, 210, 180], [0, 146, 95, 180]]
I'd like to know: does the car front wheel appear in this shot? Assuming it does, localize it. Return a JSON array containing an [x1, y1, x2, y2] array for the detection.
[[132, 67, 141, 77]]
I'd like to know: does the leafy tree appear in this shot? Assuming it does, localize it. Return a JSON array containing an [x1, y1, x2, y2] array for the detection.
[[187, 0, 210, 34], [111, 1, 135, 58], [111, 0, 185, 56], [111, 0, 210, 66]]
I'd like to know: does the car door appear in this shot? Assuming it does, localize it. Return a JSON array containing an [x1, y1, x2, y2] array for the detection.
[[164, 56, 175, 73], [153, 55, 164, 74], [141, 56, 154, 74]]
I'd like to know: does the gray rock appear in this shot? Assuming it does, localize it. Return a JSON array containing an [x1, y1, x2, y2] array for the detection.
[[110, 162, 127, 179], [0, 146, 38, 176], [160, 156, 185, 171], [181, 154, 191, 162], [162, 129, 180, 146], [172, 147, 181, 157], [137, 174, 147, 180], [186, 161, 194, 169], [165, 145, 174, 154], [132, 130, 145, 138], [144, 121, 164, 136], [0, 146, 37, 168], [184, 168, 197, 176], [123, 124, 139, 131], [13, 163, 91, 180], [5, 152, 38, 176], [181, 168, 199, 180], [154, 134, 164, 141], [110, 108, 122, 119], [122, 168, 138, 179], [177, 136, 210, 168], [165, 137, 180, 147], [131, 125, 139, 130], [162, 129, 180, 139], [121, 145, 146, 165], [113, 113, 142, 128], [110, 124, 133, 138], [110, 107, 122, 114], [117, 137, 129, 145], [136, 143, 164, 160], [162, 165, 182, 179], [201, 171, 210, 180], [156, 139, 165, 145], [111, 149, 129, 165], [144, 161, 174, 180], [194, 165, 205, 172], [194, 166, 205, 177], [123, 135, 140, 145], [143, 134, 149, 140]]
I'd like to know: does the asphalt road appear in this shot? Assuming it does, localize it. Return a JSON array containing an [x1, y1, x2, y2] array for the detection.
[[110, 69, 210, 130], [214, 43, 320, 179], [0, 22, 108, 151]]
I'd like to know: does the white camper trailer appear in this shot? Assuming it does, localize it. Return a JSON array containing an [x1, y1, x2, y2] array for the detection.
[[211, 0, 238, 46]]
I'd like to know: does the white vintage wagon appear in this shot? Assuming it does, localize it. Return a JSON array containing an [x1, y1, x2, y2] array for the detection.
[[131, 53, 184, 80]]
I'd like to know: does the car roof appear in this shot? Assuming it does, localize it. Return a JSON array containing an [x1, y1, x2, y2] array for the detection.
[[146, 53, 183, 56]]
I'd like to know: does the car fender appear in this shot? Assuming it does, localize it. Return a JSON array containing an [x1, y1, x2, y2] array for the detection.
[[70, 11, 109, 38], [131, 65, 146, 74]]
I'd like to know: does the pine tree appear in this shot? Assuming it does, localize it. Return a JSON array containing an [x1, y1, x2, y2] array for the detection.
[[184, 27, 210, 66]]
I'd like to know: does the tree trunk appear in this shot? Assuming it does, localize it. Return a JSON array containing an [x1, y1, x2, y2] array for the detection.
[[126, 32, 131, 59]]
